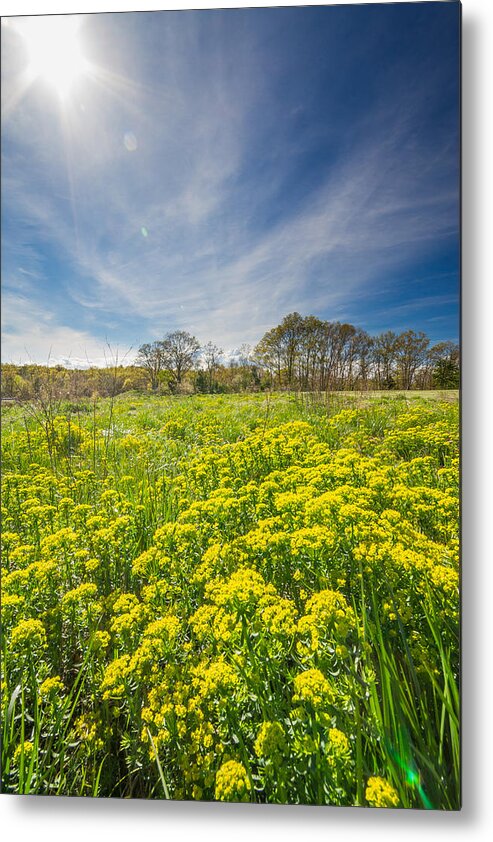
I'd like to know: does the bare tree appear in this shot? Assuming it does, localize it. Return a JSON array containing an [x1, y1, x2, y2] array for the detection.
[[203, 342, 223, 392], [372, 331, 399, 389], [136, 341, 165, 391], [254, 312, 305, 389], [352, 329, 374, 390], [237, 344, 252, 367], [162, 330, 200, 388], [396, 330, 430, 390], [254, 326, 284, 388]]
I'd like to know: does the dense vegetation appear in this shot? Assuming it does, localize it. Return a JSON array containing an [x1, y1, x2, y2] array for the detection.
[[1, 313, 459, 403], [1, 391, 459, 806]]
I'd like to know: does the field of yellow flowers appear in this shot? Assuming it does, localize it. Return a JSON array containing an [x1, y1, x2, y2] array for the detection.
[[1, 392, 459, 808]]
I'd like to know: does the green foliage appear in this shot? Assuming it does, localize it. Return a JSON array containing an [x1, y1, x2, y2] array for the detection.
[[1, 319, 459, 402], [433, 358, 460, 390], [1, 392, 459, 806]]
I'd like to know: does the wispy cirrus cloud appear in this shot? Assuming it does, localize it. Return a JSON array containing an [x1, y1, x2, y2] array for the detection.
[[2, 5, 460, 363], [62, 106, 458, 346], [0, 292, 127, 366]]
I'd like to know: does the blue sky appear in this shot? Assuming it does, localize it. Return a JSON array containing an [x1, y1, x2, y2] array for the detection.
[[1, 2, 460, 367]]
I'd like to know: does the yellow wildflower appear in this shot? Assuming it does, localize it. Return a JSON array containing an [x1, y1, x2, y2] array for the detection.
[[215, 760, 251, 803], [365, 776, 400, 808]]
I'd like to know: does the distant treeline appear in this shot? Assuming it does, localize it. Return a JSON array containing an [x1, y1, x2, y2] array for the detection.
[[1, 313, 459, 402], [253, 313, 459, 391]]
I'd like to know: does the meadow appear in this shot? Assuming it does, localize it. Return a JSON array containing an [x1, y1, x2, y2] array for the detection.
[[1, 390, 459, 808]]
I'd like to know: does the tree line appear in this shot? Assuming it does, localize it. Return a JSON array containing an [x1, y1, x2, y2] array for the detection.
[[1, 314, 459, 402], [134, 317, 459, 393], [253, 313, 459, 391]]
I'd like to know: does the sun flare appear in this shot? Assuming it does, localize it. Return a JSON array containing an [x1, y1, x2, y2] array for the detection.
[[14, 15, 89, 99]]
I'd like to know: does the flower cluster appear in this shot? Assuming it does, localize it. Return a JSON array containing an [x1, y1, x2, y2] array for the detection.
[[214, 760, 251, 802], [365, 776, 400, 808], [1, 393, 459, 806]]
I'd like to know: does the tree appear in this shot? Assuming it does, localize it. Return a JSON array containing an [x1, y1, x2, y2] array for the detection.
[[352, 329, 374, 390], [237, 344, 252, 367], [395, 330, 430, 390], [297, 315, 324, 390], [136, 341, 165, 391], [254, 326, 284, 387], [162, 330, 200, 388], [279, 312, 305, 386], [203, 342, 223, 392], [0, 364, 30, 400], [372, 331, 399, 389], [230, 344, 262, 392], [122, 367, 151, 392], [429, 341, 460, 389], [254, 313, 305, 388], [336, 323, 357, 388]]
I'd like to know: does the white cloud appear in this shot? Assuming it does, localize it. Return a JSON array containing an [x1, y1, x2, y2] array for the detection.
[[2, 11, 459, 361], [1, 293, 134, 366]]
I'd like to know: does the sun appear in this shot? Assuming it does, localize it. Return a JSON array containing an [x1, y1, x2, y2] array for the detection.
[[14, 15, 89, 100]]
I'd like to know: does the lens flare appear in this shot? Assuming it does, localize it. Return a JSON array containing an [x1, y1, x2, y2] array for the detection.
[[124, 132, 138, 152], [387, 738, 434, 810]]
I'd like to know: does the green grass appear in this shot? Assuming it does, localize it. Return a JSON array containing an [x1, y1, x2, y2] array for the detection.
[[1, 391, 459, 806]]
